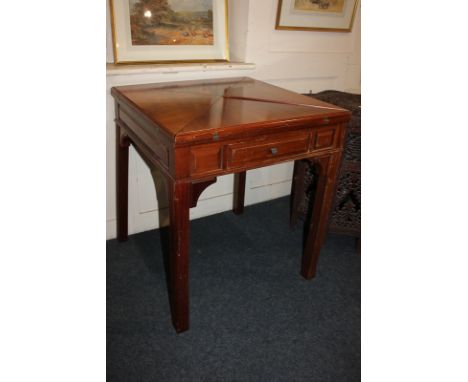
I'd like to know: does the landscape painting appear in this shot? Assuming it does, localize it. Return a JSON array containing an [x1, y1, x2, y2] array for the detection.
[[129, 0, 214, 45], [293, 0, 345, 13]]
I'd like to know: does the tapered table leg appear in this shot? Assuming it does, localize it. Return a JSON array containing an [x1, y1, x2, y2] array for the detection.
[[116, 124, 130, 242], [233, 171, 246, 215], [168, 180, 191, 333], [301, 153, 342, 279], [290, 160, 307, 228]]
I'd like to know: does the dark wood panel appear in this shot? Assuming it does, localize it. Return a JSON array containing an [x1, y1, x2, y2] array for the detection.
[[312, 126, 338, 151], [190, 144, 222, 176]]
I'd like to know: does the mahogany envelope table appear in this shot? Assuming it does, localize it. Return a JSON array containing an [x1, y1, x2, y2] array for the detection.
[[111, 77, 351, 333]]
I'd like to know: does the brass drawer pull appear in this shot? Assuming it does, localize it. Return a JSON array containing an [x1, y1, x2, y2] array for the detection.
[[270, 147, 278, 155]]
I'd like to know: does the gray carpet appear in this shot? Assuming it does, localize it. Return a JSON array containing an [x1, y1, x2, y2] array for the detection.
[[107, 196, 360, 381]]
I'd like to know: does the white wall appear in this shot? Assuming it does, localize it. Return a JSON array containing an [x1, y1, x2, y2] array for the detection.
[[244, 0, 361, 93], [106, 0, 361, 239]]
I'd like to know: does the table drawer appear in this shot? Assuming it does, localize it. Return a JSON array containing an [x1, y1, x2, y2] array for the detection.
[[225, 132, 310, 169]]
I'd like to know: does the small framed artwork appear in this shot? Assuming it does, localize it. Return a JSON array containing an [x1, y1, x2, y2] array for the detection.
[[275, 0, 359, 32], [110, 0, 229, 64]]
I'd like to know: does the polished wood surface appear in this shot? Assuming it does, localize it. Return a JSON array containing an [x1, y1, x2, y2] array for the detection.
[[111, 77, 349, 144], [112, 77, 351, 333]]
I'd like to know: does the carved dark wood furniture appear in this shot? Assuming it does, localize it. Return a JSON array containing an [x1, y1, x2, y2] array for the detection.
[[290, 91, 361, 244], [111, 78, 351, 333]]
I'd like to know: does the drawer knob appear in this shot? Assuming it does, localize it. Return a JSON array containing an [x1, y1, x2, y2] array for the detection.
[[270, 147, 278, 155]]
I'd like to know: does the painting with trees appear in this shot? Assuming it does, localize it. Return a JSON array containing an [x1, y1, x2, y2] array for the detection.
[[129, 0, 214, 45]]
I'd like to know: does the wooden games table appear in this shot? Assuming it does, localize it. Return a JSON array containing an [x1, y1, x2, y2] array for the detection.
[[111, 77, 351, 332]]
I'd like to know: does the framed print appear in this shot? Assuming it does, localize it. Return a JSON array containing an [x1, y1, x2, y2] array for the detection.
[[110, 0, 229, 63], [275, 0, 359, 32]]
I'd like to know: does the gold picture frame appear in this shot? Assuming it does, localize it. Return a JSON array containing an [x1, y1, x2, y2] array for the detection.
[[275, 0, 359, 32], [110, 0, 230, 64]]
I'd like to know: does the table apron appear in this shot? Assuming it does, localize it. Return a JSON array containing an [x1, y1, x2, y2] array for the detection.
[[175, 124, 347, 180]]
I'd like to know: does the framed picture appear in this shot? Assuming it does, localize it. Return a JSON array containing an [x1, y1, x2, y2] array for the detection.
[[275, 0, 359, 32], [110, 0, 229, 64]]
